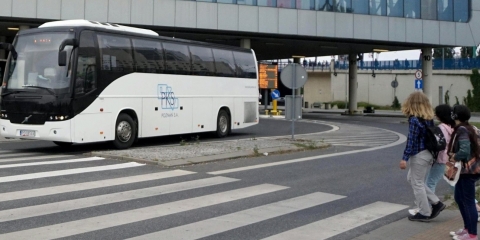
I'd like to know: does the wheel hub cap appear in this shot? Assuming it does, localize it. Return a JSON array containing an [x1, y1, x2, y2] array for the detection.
[[117, 121, 132, 143]]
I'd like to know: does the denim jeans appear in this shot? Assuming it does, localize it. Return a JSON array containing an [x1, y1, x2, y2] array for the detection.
[[455, 174, 480, 235], [426, 163, 446, 193]]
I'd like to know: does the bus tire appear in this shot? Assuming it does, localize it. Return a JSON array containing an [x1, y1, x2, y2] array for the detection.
[[53, 141, 73, 147], [113, 113, 136, 149], [215, 110, 230, 138]]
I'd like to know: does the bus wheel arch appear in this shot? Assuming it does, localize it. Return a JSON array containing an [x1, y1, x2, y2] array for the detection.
[[113, 109, 138, 149], [215, 107, 231, 138]]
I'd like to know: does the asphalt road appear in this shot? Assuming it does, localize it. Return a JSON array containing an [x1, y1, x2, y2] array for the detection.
[[0, 113, 453, 239]]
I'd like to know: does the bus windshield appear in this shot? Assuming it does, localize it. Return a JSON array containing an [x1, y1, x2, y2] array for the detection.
[[4, 32, 74, 91]]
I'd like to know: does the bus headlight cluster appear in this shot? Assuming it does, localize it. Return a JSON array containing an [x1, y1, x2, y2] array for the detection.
[[0, 113, 7, 119], [49, 115, 68, 121]]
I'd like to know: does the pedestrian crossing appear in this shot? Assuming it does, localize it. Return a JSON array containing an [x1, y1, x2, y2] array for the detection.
[[0, 150, 409, 239], [299, 119, 400, 147]]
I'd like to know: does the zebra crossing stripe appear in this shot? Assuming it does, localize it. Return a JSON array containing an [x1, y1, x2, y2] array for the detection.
[[0, 184, 288, 239], [262, 201, 408, 240], [0, 152, 44, 158], [0, 176, 239, 223], [127, 192, 346, 240], [0, 170, 195, 202], [0, 154, 74, 163], [0, 162, 144, 183], [0, 157, 105, 169]]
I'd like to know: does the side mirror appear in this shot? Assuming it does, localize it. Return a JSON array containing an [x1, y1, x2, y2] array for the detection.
[[58, 50, 67, 67]]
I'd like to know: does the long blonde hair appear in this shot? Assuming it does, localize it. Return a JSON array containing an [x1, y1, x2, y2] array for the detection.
[[401, 92, 434, 120]]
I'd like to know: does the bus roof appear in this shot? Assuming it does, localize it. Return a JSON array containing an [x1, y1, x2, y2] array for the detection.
[[39, 19, 159, 36]]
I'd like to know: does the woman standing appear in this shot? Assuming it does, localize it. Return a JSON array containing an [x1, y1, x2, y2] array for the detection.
[[400, 92, 445, 222], [448, 105, 480, 240]]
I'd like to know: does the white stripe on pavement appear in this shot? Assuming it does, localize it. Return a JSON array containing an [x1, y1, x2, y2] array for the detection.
[[0, 162, 144, 183], [128, 192, 345, 240], [0, 154, 74, 163], [0, 184, 288, 239], [0, 176, 239, 223], [208, 129, 406, 175], [0, 152, 44, 158], [262, 201, 408, 240], [0, 157, 105, 169], [0, 170, 195, 202]]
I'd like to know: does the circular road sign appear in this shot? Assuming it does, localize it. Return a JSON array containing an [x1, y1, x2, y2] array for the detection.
[[415, 70, 423, 79], [391, 80, 398, 88], [280, 63, 308, 90]]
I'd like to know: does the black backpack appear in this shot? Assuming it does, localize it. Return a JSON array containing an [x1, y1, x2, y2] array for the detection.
[[420, 119, 447, 161]]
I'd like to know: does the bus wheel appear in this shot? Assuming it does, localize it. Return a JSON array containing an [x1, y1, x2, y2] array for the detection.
[[53, 141, 73, 147], [113, 113, 136, 149], [216, 110, 230, 138]]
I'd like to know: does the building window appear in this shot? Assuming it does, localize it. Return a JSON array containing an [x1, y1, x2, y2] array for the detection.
[[316, 0, 334, 11], [453, 0, 469, 22], [335, 0, 352, 13], [352, 0, 369, 14], [370, 0, 387, 16], [388, 0, 403, 17], [217, 0, 237, 3], [258, 0, 277, 7], [296, 0, 315, 10], [421, 0, 437, 20], [278, 0, 295, 8], [404, 0, 420, 18], [237, 0, 257, 5], [437, 0, 453, 21]]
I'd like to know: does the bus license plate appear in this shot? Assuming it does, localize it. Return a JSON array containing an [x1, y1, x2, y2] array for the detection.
[[20, 130, 35, 137]]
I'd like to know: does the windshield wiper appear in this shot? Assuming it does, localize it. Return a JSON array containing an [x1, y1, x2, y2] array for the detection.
[[22, 85, 57, 97], [1, 90, 28, 97]]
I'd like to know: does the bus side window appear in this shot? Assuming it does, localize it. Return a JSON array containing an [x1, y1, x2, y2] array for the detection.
[[97, 34, 134, 73], [212, 49, 236, 77], [132, 39, 165, 73], [233, 52, 257, 79], [189, 46, 215, 76], [75, 31, 97, 95], [163, 42, 191, 75]]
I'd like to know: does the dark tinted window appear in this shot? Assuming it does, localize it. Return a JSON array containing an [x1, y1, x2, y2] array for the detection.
[[97, 34, 134, 73], [163, 42, 191, 75], [453, 0, 469, 22], [233, 51, 257, 79], [132, 39, 165, 73], [352, 0, 369, 14], [75, 31, 97, 94], [189, 46, 215, 76], [212, 49, 236, 77]]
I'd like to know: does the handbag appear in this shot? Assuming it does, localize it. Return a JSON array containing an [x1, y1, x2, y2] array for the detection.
[[444, 134, 459, 185]]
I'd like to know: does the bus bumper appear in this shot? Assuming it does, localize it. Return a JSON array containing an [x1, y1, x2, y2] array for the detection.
[[0, 119, 72, 142]]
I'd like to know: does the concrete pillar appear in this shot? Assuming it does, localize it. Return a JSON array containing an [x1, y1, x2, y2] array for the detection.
[[348, 53, 358, 114], [422, 48, 433, 103], [0, 36, 5, 59], [240, 39, 250, 49], [19, 25, 30, 30]]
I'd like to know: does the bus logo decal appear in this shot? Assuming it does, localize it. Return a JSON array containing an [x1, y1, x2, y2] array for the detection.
[[157, 84, 179, 110]]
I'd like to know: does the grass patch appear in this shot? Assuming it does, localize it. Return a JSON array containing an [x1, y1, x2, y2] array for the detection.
[[470, 122, 480, 128], [329, 101, 396, 110]]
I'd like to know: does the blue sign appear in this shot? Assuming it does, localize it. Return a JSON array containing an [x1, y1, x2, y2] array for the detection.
[[415, 79, 423, 90], [271, 89, 280, 100]]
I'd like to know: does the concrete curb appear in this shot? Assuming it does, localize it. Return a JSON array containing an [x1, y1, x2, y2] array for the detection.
[[86, 144, 328, 167]]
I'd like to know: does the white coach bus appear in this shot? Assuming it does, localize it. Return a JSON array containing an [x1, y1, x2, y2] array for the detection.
[[0, 20, 259, 149]]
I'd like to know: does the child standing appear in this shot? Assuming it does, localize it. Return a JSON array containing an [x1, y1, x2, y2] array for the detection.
[[400, 92, 445, 222]]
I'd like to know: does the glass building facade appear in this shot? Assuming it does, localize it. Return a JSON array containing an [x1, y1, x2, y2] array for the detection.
[[191, 0, 470, 22]]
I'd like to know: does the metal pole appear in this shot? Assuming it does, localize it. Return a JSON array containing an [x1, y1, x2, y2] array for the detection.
[[442, 48, 445, 69], [292, 64, 296, 140]]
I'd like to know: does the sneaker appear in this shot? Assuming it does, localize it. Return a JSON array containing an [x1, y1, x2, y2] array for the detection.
[[451, 229, 468, 237], [430, 201, 446, 219], [408, 208, 420, 215], [408, 213, 430, 222], [453, 233, 478, 240]]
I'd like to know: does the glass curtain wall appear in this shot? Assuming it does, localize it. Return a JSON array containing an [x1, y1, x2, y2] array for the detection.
[[370, 0, 387, 16], [277, 0, 295, 8], [437, 0, 453, 21], [352, 0, 369, 14], [421, 0, 437, 20], [258, 0, 277, 6], [296, 0, 315, 10], [316, 0, 334, 11], [388, 0, 403, 17], [454, 0, 469, 22], [404, 0, 420, 18]]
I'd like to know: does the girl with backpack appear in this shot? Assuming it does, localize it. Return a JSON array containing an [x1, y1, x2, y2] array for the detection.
[[448, 105, 480, 240], [400, 92, 445, 222]]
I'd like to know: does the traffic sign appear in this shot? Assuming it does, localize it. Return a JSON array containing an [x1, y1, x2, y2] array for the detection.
[[415, 79, 423, 89], [391, 80, 398, 88], [271, 89, 280, 100], [415, 70, 423, 79], [280, 63, 308, 89]]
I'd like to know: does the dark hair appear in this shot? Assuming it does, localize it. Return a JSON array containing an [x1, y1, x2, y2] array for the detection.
[[451, 105, 471, 122], [435, 104, 455, 128]]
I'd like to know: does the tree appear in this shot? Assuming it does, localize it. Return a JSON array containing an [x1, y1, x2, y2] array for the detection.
[[470, 68, 480, 111], [433, 48, 454, 59], [391, 96, 400, 110]]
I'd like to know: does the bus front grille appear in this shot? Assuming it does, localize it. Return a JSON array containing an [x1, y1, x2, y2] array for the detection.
[[9, 113, 47, 125]]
